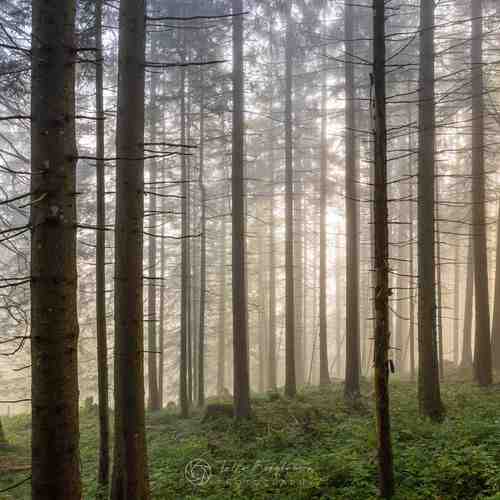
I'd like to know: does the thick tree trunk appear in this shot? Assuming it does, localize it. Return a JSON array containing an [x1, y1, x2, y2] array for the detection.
[[319, 41, 330, 385], [95, 0, 109, 495], [232, 0, 251, 418], [471, 0, 493, 386], [372, 1, 395, 496], [284, 1, 297, 398], [417, 0, 443, 420], [344, 0, 360, 398], [110, 0, 149, 498], [30, 1, 81, 498]]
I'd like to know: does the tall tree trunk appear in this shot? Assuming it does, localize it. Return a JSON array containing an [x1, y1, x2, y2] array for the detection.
[[417, 0, 443, 420], [147, 36, 160, 412], [491, 198, 500, 370], [217, 205, 227, 397], [111, 0, 149, 497], [294, 178, 304, 386], [453, 240, 460, 366], [407, 97, 415, 381], [197, 76, 206, 408], [284, 0, 297, 398], [30, 1, 81, 498], [461, 236, 474, 368], [180, 61, 189, 418], [232, 0, 251, 418], [435, 184, 444, 379], [372, 1, 395, 496], [95, 0, 109, 495], [344, 0, 360, 398], [319, 41, 330, 385], [471, 0, 492, 386], [257, 196, 267, 393], [158, 166, 166, 408]]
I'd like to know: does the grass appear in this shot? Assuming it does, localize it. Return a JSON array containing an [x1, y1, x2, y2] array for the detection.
[[1, 381, 500, 499]]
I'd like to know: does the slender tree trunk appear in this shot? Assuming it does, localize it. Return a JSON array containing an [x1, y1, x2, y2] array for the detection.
[[95, 0, 109, 495], [197, 76, 206, 408], [284, 1, 297, 398], [0, 417, 5, 446], [435, 184, 444, 379], [319, 41, 331, 385], [407, 100, 415, 381], [257, 196, 267, 393], [417, 0, 443, 420], [294, 178, 304, 386], [147, 36, 160, 412], [180, 61, 189, 417], [462, 236, 474, 368], [158, 166, 166, 408], [111, 1, 149, 498], [217, 206, 227, 397], [232, 0, 251, 418], [491, 198, 500, 370], [372, 1, 395, 496], [30, 1, 81, 498], [471, 0, 492, 386], [344, 0, 360, 398], [453, 240, 460, 366]]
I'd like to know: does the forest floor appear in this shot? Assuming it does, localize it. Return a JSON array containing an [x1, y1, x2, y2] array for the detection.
[[1, 380, 500, 499]]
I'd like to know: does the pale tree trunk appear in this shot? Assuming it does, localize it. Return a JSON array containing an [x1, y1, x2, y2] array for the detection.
[[197, 76, 206, 407], [111, 0, 149, 497], [461, 236, 474, 368], [95, 0, 109, 495], [344, 0, 360, 398], [158, 166, 166, 408], [417, 0, 443, 420], [257, 195, 267, 393], [491, 198, 500, 370], [284, 0, 297, 398], [217, 203, 227, 397], [147, 34, 160, 412], [232, 0, 251, 418], [471, 0, 492, 386], [435, 185, 444, 379], [294, 178, 304, 386], [30, 1, 81, 497], [372, 1, 394, 496], [319, 41, 330, 385], [453, 240, 460, 366]]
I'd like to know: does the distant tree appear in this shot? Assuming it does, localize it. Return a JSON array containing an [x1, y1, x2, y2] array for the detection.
[[30, 0, 81, 497]]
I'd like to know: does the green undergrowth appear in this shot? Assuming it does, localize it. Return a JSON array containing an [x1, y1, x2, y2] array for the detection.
[[1, 381, 500, 499]]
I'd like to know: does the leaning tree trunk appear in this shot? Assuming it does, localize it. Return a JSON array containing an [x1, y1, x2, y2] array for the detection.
[[95, 0, 109, 495], [372, 1, 395, 496], [30, 1, 81, 498], [232, 0, 251, 419], [284, 0, 297, 399], [344, 0, 360, 398], [417, 0, 443, 420], [471, 0, 492, 386], [110, 0, 149, 498]]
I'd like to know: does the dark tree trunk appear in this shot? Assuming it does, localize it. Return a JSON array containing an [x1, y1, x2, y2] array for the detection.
[[344, 0, 360, 398], [284, 1, 297, 399], [319, 41, 330, 385], [0, 417, 5, 446], [30, 1, 81, 498], [471, 0, 493, 386], [232, 0, 251, 419], [373, 0, 395, 496], [95, 0, 109, 495], [110, 0, 149, 497], [417, 0, 444, 420]]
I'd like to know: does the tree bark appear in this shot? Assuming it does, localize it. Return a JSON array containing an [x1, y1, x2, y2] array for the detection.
[[417, 0, 444, 420], [232, 0, 251, 418], [95, 0, 109, 495], [30, 1, 81, 497], [284, 0, 297, 399], [461, 236, 474, 368], [372, 1, 395, 496], [491, 197, 500, 370], [344, 0, 360, 398], [471, 0, 493, 386], [110, 0, 149, 497]]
